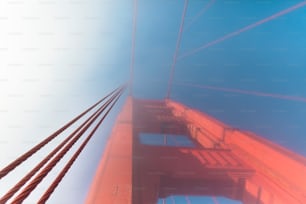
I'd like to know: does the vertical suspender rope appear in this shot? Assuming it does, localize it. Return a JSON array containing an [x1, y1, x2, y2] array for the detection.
[[0, 86, 124, 203], [0, 87, 121, 179], [10, 87, 125, 203], [38, 89, 124, 203], [166, 0, 189, 99], [129, 0, 138, 96]]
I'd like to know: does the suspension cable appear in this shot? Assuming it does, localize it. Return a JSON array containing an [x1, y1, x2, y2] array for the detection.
[[10, 87, 125, 203], [0, 86, 124, 203], [178, 1, 306, 60], [129, 0, 138, 96], [38, 89, 124, 203], [174, 81, 306, 103], [184, 0, 215, 31], [166, 0, 189, 99], [0, 86, 121, 179]]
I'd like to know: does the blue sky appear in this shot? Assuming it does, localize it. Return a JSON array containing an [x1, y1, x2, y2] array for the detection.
[[0, 0, 306, 203], [132, 0, 306, 156]]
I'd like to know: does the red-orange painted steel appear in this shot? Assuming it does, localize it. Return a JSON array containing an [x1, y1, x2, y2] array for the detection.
[[86, 97, 133, 204], [86, 97, 306, 204]]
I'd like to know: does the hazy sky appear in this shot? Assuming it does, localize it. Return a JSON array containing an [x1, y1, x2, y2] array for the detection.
[[1, 0, 306, 203], [0, 0, 130, 203]]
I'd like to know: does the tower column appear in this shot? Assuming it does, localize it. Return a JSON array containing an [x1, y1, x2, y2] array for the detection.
[[85, 97, 133, 204]]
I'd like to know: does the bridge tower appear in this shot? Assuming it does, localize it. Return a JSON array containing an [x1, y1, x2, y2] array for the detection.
[[86, 97, 306, 204]]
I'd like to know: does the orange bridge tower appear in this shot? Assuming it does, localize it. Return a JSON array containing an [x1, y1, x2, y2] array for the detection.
[[86, 96, 306, 204]]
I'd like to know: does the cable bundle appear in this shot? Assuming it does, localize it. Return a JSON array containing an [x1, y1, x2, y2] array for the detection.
[[0, 84, 126, 204]]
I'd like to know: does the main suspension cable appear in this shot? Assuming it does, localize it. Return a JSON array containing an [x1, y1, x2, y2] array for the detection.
[[10, 87, 125, 203], [0, 86, 121, 179], [38, 88, 124, 203], [0, 86, 124, 203]]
